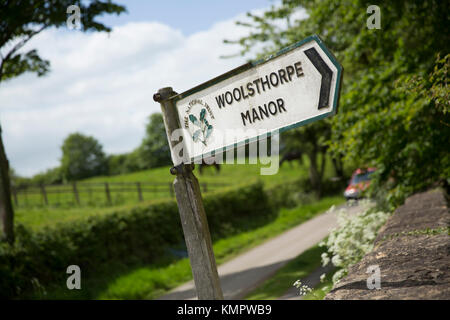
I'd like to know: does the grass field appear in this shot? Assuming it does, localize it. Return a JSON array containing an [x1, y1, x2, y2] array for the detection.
[[11, 154, 344, 300], [14, 160, 310, 208], [35, 196, 344, 299], [15, 159, 325, 230]]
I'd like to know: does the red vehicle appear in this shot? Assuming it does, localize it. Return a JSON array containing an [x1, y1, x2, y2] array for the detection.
[[344, 168, 376, 200]]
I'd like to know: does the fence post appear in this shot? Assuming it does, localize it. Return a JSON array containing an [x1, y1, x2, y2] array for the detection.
[[40, 184, 48, 206], [72, 182, 80, 205], [136, 182, 143, 202], [24, 186, 28, 206], [105, 182, 112, 205]]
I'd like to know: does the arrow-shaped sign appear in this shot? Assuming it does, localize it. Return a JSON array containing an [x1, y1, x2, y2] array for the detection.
[[304, 47, 333, 109], [169, 35, 343, 162]]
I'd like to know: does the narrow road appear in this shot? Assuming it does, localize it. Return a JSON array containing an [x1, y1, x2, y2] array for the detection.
[[158, 202, 365, 300]]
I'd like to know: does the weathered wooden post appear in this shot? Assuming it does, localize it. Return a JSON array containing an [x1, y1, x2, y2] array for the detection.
[[136, 182, 143, 202], [154, 87, 223, 300], [40, 184, 48, 206], [72, 182, 80, 205], [24, 186, 28, 206], [104, 182, 112, 206], [152, 36, 343, 300]]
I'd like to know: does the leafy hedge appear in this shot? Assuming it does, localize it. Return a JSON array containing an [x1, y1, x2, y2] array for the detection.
[[0, 181, 280, 298]]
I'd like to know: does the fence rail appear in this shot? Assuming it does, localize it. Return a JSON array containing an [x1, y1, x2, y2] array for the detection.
[[11, 181, 229, 208]]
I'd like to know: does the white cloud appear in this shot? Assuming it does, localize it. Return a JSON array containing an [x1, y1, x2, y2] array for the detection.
[[0, 14, 255, 177], [0, 5, 308, 177]]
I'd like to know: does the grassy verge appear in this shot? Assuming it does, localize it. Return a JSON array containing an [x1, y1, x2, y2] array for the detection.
[[302, 271, 334, 300], [38, 196, 344, 299], [244, 242, 337, 300], [244, 244, 326, 300]]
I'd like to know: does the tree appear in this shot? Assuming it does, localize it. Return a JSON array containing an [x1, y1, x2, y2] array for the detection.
[[107, 153, 128, 176], [0, 124, 14, 244], [0, 0, 126, 243], [282, 120, 331, 196], [0, 0, 126, 82], [61, 133, 107, 181], [138, 113, 171, 169], [228, 0, 449, 207], [30, 166, 62, 185]]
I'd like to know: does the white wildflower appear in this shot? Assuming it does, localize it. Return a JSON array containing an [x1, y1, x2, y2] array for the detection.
[[320, 273, 326, 283]]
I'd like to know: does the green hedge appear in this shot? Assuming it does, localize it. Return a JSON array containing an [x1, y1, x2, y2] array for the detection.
[[0, 181, 278, 298]]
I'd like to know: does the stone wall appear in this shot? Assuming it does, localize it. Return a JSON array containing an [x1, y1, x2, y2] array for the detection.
[[325, 188, 449, 300]]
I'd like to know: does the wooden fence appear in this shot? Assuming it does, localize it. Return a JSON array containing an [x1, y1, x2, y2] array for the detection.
[[11, 181, 229, 207]]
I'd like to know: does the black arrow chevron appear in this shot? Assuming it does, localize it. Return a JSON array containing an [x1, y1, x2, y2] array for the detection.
[[304, 47, 333, 109]]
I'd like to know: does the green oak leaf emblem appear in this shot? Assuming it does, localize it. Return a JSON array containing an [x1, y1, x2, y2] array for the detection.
[[189, 108, 213, 146]]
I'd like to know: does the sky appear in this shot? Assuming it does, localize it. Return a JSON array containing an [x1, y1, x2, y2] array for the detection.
[[0, 0, 306, 177]]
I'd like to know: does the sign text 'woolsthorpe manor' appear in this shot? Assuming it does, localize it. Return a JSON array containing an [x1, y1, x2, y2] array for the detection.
[[214, 60, 304, 126], [171, 35, 343, 161]]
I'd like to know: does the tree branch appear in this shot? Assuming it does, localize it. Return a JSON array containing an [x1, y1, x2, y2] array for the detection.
[[0, 24, 48, 81]]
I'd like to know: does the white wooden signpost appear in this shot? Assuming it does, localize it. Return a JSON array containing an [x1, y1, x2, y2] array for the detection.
[[153, 35, 342, 300]]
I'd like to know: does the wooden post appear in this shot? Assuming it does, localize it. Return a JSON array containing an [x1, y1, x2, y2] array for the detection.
[[24, 186, 28, 206], [105, 182, 112, 205], [136, 182, 143, 202], [154, 87, 223, 300], [40, 184, 48, 206], [72, 182, 80, 205]]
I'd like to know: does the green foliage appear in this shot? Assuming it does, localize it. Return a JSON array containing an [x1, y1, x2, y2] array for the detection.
[[0, 182, 274, 298], [319, 201, 391, 285], [302, 271, 333, 300], [10, 166, 63, 189], [281, 120, 334, 196], [41, 195, 343, 299], [13, 161, 315, 228], [60, 132, 108, 181], [229, 0, 450, 207], [331, 53, 450, 209], [0, 0, 126, 81], [2, 174, 345, 299], [106, 153, 128, 176], [121, 148, 141, 173], [137, 113, 171, 169], [245, 244, 327, 300], [100, 113, 171, 176], [9, 167, 25, 188], [30, 167, 63, 186], [1, 49, 49, 81]]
